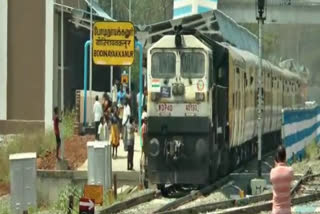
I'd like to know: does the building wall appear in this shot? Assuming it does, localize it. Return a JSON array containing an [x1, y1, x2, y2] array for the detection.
[[7, 0, 45, 120], [45, 0, 54, 130], [0, 0, 8, 120]]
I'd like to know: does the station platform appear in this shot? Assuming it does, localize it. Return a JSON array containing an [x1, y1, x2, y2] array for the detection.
[[77, 133, 143, 186]]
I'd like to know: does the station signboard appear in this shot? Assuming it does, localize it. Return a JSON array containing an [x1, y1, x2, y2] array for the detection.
[[93, 21, 135, 66]]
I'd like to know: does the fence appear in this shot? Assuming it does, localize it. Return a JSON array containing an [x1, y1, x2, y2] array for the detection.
[[282, 105, 320, 163]]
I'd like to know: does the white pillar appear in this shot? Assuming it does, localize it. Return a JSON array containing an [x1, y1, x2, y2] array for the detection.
[[89, 0, 93, 125], [0, 0, 8, 120], [110, 0, 113, 94], [128, 0, 132, 92], [45, 0, 54, 130], [61, 0, 64, 111], [257, 19, 263, 177]]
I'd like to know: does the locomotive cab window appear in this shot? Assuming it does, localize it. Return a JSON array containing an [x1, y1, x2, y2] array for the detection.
[[181, 52, 205, 78], [151, 52, 176, 79]]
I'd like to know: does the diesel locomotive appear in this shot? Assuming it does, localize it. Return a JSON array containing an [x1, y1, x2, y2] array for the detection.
[[144, 28, 306, 189]]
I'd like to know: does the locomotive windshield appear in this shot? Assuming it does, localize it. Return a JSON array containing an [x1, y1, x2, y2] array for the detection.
[[181, 52, 205, 78], [151, 52, 176, 78]]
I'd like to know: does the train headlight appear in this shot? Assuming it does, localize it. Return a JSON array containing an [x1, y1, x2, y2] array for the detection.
[[195, 92, 205, 101], [149, 138, 160, 157], [172, 84, 179, 96], [178, 84, 185, 95]]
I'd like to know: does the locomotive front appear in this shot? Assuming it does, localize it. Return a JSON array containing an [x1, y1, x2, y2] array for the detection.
[[146, 35, 212, 186]]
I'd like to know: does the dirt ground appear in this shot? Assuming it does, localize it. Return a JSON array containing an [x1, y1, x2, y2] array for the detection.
[[37, 135, 94, 170], [0, 183, 9, 197]]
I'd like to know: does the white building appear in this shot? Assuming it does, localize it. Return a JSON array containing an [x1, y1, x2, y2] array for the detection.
[[173, 0, 218, 19]]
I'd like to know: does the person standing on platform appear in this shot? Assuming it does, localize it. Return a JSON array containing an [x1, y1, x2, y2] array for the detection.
[[53, 107, 62, 160], [122, 99, 131, 151], [141, 117, 147, 158], [110, 107, 120, 158], [117, 85, 126, 106], [111, 80, 118, 106], [142, 106, 148, 122], [270, 145, 294, 214], [98, 116, 109, 142], [93, 95, 103, 140], [102, 93, 111, 124], [127, 117, 135, 170]]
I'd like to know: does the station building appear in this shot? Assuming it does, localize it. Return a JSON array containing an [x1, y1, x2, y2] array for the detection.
[[0, 0, 118, 134]]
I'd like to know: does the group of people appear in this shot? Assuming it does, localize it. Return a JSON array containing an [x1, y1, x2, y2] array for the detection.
[[93, 81, 148, 170]]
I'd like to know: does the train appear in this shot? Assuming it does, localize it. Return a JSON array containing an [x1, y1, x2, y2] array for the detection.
[[144, 27, 307, 190]]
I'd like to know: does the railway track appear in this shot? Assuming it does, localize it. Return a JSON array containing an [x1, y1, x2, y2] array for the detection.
[[98, 150, 276, 214]]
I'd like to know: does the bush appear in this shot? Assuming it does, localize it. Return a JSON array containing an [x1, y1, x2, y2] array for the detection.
[[305, 140, 319, 160], [52, 185, 83, 214], [0, 197, 10, 214]]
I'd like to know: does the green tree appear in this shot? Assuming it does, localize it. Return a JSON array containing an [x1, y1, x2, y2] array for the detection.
[[241, 23, 280, 64]]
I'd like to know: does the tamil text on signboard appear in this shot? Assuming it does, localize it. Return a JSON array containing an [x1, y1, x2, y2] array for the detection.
[[93, 22, 135, 66]]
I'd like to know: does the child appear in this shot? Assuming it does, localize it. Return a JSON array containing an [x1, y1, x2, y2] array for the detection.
[[53, 107, 62, 160], [110, 107, 120, 158], [127, 117, 135, 170], [98, 116, 109, 141]]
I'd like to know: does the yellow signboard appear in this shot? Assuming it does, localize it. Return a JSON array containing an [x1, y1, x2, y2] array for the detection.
[[84, 185, 103, 205], [93, 22, 135, 66]]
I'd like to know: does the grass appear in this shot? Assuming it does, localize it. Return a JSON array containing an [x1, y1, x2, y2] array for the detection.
[[0, 196, 10, 214], [61, 110, 76, 140], [291, 140, 320, 174]]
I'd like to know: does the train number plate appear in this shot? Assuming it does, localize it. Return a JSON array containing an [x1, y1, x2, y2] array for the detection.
[[158, 103, 173, 112], [185, 104, 199, 112]]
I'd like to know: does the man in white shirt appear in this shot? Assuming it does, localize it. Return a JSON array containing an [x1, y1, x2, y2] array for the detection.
[[122, 99, 131, 151], [142, 106, 148, 121], [93, 95, 103, 140], [111, 80, 118, 106], [98, 117, 109, 141]]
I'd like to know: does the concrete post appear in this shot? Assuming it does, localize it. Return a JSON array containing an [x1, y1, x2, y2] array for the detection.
[[87, 141, 112, 190], [257, 18, 263, 178]]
